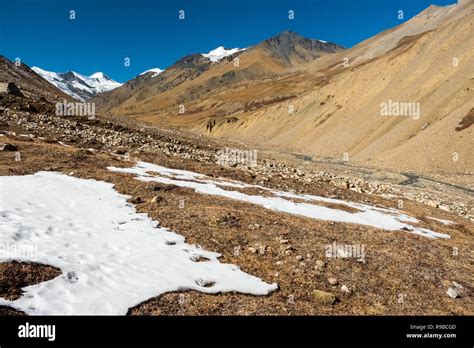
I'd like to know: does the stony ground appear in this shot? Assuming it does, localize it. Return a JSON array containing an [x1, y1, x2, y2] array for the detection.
[[0, 104, 473, 315]]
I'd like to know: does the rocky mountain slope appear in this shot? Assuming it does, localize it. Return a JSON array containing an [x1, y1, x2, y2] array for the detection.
[[91, 31, 344, 114], [94, 2, 473, 175]]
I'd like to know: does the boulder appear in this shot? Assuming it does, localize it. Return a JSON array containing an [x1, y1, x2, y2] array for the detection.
[[0, 143, 17, 151], [313, 289, 337, 305], [0, 82, 24, 97]]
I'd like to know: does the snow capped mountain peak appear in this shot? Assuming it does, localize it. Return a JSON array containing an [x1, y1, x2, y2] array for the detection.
[[139, 68, 163, 78], [202, 46, 246, 63], [31, 66, 52, 76], [89, 72, 108, 79], [32, 67, 122, 101]]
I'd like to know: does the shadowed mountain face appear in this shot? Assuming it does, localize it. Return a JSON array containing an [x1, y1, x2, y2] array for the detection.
[[91, 31, 344, 113], [257, 30, 345, 67]]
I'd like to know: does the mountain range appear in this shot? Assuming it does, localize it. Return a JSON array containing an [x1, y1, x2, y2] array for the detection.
[[93, 2, 472, 175], [31, 67, 122, 101], [90, 30, 345, 116], [1, 1, 472, 175]]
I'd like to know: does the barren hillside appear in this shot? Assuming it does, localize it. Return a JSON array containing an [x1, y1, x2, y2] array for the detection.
[[98, 2, 473, 175]]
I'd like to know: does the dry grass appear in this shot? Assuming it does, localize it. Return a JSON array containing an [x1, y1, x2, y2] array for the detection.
[[0, 135, 472, 316]]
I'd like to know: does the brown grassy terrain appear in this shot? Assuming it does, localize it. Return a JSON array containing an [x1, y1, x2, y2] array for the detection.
[[1, 133, 472, 316]]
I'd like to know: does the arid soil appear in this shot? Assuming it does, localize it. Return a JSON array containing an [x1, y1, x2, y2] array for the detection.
[[1, 110, 473, 316]]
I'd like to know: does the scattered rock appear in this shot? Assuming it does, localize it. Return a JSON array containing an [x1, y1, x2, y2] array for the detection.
[[248, 247, 257, 254], [0, 82, 24, 97], [447, 287, 459, 299], [130, 196, 143, 204], [295, 255, 303, 261], [114, 146, 128, 155], [341, 285, 351, 294], [315, 260, 325, 271], [150, 196, 164, 203], [328, 277, 339, 286], [0, 143, 17, 151], [312, 289, 336, 305]]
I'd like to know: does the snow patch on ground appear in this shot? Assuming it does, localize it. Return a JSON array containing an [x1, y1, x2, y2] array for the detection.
[[0, 172, 277, 315], [426, 216, 455, 225], [109, 161, 450, 240]]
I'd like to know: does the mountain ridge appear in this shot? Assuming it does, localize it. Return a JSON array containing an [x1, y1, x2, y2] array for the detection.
[[31, 67, 122, 101], [91, 30, 344, 113], [93, 2, 473, 174]]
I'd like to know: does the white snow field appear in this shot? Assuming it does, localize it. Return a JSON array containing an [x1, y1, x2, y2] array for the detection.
[[109, 161, 450, 240], [0, 172, 277, 315]]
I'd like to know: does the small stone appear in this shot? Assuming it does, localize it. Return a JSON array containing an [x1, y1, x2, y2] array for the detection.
[[150, 196, 163, 203], [279, 239, 289, 244], [328, 277, 339, 286], [341, 285, 351, 294], [296, 255, 303, 261], [275, 261, 283, 266], [447, 287, 460, 298], [312, 289, 336, 305], [248, 247, 257, 254], [315, 259, 325, 271]]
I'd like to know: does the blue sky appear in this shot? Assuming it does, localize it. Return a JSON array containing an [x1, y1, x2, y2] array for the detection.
[[0, 0, 457, 82]]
